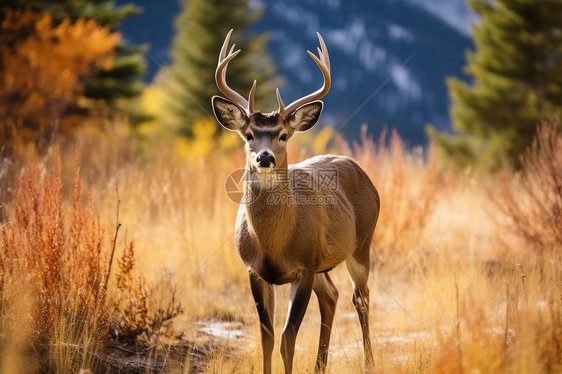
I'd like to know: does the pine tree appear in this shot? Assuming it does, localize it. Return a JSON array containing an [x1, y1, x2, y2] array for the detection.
[[429, 0, 562, 169], [1, 0, 146, 106], [166, 0, 282, 136]]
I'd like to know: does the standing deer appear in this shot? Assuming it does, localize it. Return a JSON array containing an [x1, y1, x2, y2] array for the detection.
[[211, 30, 380, 374]]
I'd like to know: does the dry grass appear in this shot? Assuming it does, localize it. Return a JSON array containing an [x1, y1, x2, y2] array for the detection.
[[0, 144, 186, 372], [494, 122, 562, 252], [1, 149, 110, 372], [0, 122, 561, 373], [342, 125, 449, 264]]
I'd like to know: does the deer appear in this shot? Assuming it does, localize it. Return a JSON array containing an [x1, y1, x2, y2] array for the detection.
[[211, 30, 380, 374]]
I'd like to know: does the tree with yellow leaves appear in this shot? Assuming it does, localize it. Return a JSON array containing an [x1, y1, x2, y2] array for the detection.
[[0, 9, 119, 152]]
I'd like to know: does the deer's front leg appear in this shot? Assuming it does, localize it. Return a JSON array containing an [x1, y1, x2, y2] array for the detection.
[[313, 273, 339, 373], [280, 271, 314, 374], [249, 271, 275, 374]]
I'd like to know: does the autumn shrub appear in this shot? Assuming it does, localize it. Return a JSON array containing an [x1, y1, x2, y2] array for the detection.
[[112, 240, 184, 345], [0, 8, 119, 154], [494, 122, 562, 252], [0, 149, 110, 371], [0, 148, 184, 371]]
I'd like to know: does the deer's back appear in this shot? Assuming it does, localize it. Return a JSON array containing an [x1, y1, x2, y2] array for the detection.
[[292, 155, 379, 215]]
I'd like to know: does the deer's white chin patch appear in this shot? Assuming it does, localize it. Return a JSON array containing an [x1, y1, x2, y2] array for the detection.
[[255, 165, 274, 174]]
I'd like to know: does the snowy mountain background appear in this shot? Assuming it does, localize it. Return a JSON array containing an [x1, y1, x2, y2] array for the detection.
[[116, 0, 476, 144], [408, 0, 477, 35]]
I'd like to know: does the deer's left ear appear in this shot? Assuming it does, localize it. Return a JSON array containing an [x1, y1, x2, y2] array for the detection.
[[212, 96, 248, 131], [288, 101, 323, 132]]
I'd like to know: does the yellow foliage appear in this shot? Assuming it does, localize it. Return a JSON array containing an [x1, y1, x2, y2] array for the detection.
[[312, 126, 334, 154], [136, 73, 177, 137], [0, 8, 120, 149], [172, 136, 192, 160], [137, 76, 244, 160], [284, 125, 335, 163], [219, 128, 240, 152], [173, 117, 228, 161]]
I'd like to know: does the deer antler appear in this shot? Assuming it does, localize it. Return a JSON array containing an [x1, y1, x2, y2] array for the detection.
[[215, 29, 256, 115], [277, 32, 331, 118]]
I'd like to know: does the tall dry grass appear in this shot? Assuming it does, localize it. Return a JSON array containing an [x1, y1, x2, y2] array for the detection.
[[194, 124, 561, 373], [1, 120, 561, 373], [494, 122, 562, 252], [0, 144, 185, 372], [0, 149, 111, 372], [341, 125, 449, 264]]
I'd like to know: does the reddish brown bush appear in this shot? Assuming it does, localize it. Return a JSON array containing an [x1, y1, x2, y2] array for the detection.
[[495, 122, 562, 252], [113, 240, 184, 344], [0, 148, 184, 372], [0, 149, 110, 344]]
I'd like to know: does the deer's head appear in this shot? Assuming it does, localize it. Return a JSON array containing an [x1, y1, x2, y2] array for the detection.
[[212, 30, 331, 172]]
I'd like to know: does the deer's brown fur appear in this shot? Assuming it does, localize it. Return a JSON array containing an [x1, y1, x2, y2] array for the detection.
[[212, 31, 380, 374]]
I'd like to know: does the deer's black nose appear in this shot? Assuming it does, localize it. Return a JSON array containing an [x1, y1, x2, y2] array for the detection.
[[257, 153, 275, 168]]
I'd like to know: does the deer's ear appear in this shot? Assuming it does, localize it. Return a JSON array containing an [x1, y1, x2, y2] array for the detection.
[[212, 96, 248, 131], [288, 101, 323, 132]]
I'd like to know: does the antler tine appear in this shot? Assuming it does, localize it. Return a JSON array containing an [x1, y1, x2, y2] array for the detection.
[[219, 29, 233, 62], [215, 29, 254, 114], [276, 88, 285, 113], [249, 80, 257, 114], [277, 32, 331, 118], [316, 47, 330, 74], [317, 32, 330, 73]]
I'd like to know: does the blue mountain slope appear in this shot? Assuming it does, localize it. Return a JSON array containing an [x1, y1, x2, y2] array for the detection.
[[407, 0, 476, 35], [116, 0, 472, 144]]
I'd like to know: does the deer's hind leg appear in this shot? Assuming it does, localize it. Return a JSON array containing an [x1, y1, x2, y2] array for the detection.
[[249, 271, 275, 374], [312, 272, 339, 373], [346, 235, 375, 371]]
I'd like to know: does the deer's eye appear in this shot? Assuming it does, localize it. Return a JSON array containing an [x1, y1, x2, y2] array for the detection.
[[279, 134, 288, 142], [245, 133, 253, 141]]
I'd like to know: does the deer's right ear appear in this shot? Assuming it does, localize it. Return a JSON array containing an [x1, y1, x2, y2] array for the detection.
[[212, 96, 248, 131], [288, 101, 323, 132]]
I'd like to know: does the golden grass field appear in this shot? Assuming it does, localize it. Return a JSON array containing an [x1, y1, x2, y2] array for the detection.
[[0, 122, 561, 373]]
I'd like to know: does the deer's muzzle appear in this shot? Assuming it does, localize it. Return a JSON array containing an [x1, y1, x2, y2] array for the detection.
[[257, 152, 276, 168]]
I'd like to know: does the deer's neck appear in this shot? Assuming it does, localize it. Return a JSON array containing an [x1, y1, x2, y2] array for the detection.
[[244, 158, 296, 251]]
